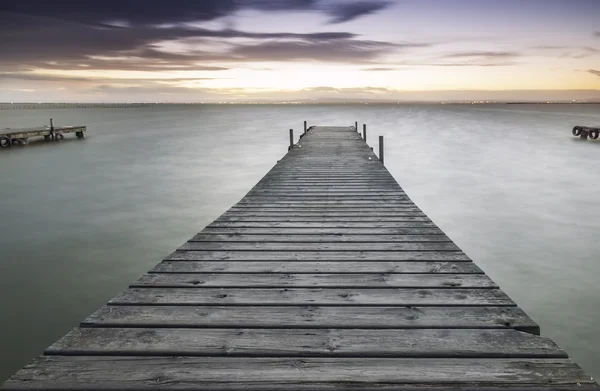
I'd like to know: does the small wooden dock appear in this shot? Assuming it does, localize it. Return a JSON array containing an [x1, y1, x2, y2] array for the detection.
[[2, 125, 598, 390], [1, 120, 85, 148]]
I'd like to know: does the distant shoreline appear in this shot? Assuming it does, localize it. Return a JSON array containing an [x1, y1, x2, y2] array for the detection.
[[1, 102, 599, 110]]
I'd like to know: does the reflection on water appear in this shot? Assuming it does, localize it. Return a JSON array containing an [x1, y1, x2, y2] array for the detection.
[[0, 104, 599, 381]]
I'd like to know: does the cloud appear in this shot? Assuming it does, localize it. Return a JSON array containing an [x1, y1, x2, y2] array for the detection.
[[362, 67, 398, 71], [443, 51, 519, 59], [532, 45, 600, 59], [588, 69, 600, 77], [230, 39, 405, 62], [0, 73, 219, 84], [0, 6, 385, 75], [326, 1, 392, 24], [0, 0, 390, 26]]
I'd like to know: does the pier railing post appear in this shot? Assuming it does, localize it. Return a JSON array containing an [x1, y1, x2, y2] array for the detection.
[[304, 121, 307, 134], [379, 135, 384, 165], [289, 128, 294, 150], [363, 124, 367, 141], [50, 118, 55, 141]]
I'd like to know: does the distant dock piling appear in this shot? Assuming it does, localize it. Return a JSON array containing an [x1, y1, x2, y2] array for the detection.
[[573, 125, 599, 140], [0, 119, 86, 149]]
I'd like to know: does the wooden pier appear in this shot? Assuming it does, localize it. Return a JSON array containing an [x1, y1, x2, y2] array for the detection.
[[1, 120, 85, 148], [1, 125, 598, 390]]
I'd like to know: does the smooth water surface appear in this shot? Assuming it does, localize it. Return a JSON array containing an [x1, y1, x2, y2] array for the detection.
[[0, 104, 599, 381]]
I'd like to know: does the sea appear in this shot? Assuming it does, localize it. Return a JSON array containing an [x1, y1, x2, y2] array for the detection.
[[0, 103, 599, 381]]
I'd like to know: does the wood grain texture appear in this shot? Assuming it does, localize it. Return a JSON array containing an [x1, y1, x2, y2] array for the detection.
[[109, 287, 513, 306], [150, 260, 483, 274], [189, 234, 451, 242], [179, 241, 460, 251], [199, 227, 446, 235], [81, 305, 538, 333], [207, 221, 440, 228], [46, 328, 564, 358], [130, 273, 496, 288], [166, 250, 472, 261], [3, 357, 595, 390]]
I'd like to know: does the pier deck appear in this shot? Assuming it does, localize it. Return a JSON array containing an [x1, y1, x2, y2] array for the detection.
[[0, 125, 86, 147], [1, 125, 597, 390]]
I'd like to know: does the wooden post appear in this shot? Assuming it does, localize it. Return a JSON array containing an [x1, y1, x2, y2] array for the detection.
[[355, 121, 358, 131], [304, 121, 307, 134], [363, 124, 367, 141], [289, 129, 294, 149], [379, 135, 384, 165], [50, 118, 55, 141]]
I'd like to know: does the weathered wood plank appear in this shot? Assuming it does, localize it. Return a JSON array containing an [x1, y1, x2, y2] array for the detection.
[[229, 206, 422, 211], [150, 261, 482, 274], [207, 221, 438, 228], [215, 216, 433, 223], [81, 305, 537, 333], [179, 242, 459, 251], [46, 328, 564, 358], [109, 287, 513, 306], [237, 200, 414, 204], [131, 273, 496, 288], [4, 356, 594, 390], [166, 250, 472, 261], [200, 227, 445, 235], [247, 191, 407, 196], [222, 211, 427, 217], [190, 234, 451, 243], [241, 195, 410, 199]]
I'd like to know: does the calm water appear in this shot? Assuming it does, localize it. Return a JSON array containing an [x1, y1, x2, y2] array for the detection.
[[0, 104, 599, 381]]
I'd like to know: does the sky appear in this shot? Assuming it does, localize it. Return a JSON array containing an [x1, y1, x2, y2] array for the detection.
[[1, 0, 599, 102]]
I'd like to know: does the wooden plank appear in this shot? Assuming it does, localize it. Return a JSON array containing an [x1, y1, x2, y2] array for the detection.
[[189, 234, 451, 243], [150, 261, 483, 274], [46, 328, 565, 358], [166, 250, 472, 261], [130, 273, 496, 288], [237, 200, 414, 204], [229, 206, 422, 210], [241, 195, 409, 199], [214, 217, 433, 223], [247, 191, 406, 195], [200, 227, 445, 235], [4, 356, 594, 390], [207, 221, 439, 228], [222, 212, 427, 217], [251, 188, 404, 192], [81, 305, 537, 333], [179, 242, 459, 251], [109, 287, 513, 306]]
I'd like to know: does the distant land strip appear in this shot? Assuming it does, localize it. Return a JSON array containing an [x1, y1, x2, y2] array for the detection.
[[1, 101, 599, 110]]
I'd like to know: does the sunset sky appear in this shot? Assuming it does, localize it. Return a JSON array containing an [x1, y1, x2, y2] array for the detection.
[[1, 0, 599, 102]]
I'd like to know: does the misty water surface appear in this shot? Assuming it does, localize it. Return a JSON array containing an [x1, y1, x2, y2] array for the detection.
[[0, 104, 599, 381]]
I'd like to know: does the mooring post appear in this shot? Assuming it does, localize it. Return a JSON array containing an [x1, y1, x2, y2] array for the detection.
[[355, 121, 358, 131], [304, 121, 307, 134], [379, 135, 384, 165], [50, 118, 55, 141], [363, 124, 367, 141], [289, 128, 294, 149], [581, 130, 589, 140]]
